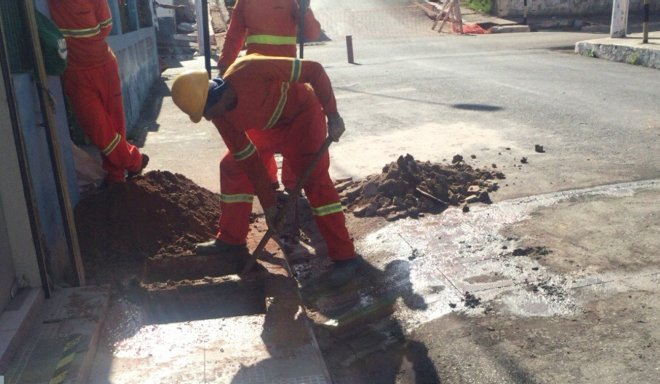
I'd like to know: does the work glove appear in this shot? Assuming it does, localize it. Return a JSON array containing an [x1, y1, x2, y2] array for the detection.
[[265, 206, 284, 233], [327, 112, 345, 142]]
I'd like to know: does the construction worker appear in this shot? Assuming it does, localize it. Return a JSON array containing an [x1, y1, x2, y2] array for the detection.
[[171, 55, 360, 287], [218, 0, 322, 190], [47, 0, 148, 183], [218, 0, 320, 76]]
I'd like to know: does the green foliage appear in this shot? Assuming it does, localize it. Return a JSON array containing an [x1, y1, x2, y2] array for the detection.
[[462, 0, 492, 14], [627, 52, 641, 65]]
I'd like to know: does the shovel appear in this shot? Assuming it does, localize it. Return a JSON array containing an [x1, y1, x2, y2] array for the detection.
[[241, 136, 334, 274]]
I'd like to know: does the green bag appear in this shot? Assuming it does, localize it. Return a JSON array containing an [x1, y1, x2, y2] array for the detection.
[[35, 10, 67, 76]]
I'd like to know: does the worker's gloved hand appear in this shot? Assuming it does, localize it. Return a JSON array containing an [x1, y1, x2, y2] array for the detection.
[[265, 206, 283, 233], [327, 112, 345, 142]]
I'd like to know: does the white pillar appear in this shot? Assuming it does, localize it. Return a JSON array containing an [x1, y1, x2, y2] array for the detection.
[[196, 0, 207, 57], [610, 0, 630, 38]]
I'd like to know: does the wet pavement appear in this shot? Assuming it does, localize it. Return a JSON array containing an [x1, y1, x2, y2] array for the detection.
[[309, 179, 659, 383]]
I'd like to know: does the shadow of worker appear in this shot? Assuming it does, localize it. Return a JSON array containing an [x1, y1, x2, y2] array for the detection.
[[305, 259, 442, 384], [229, 273, 332, 383]]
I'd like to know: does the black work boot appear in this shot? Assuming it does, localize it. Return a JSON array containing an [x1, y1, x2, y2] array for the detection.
[[327, 257, 362, 288], [195, 239, 248, 255]]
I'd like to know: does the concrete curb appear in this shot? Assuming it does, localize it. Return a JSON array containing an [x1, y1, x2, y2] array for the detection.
[[576, 33, 660, 70], [490, 25, 532, 33]]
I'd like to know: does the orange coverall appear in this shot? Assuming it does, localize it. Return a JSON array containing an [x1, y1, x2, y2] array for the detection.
[[218, 0, 321, 71], [48, 0, 144, 182], [219, 0, 322, 189], [214, 55, 355, 261]]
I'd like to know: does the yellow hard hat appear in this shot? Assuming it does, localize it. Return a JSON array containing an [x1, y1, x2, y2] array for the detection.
[[171, 69, 210, 123]]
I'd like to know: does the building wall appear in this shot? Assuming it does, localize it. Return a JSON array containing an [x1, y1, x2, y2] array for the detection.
[[12, 73, 71, 284], [107, 0, 160, 137], [493, 0, 660, 17], [107, 28, 159, 136]]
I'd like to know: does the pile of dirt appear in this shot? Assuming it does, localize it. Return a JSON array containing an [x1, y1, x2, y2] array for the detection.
[[74, 171, 220, 262], [337, 154, 505, 221]]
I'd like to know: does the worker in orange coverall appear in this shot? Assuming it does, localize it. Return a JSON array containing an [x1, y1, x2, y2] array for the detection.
[[218, 0, 321, 190], [48, 0, 148, 183], [171, 55, 361, 287]]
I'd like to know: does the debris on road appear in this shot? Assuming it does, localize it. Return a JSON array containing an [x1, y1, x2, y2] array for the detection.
[[463, 291, 482, 308], [535, 144, 545, 153], [337, 154, 505, 221], [512, 246, 552, 259]]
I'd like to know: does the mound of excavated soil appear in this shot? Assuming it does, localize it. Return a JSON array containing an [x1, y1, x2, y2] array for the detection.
[[337, 154, 505, 221], [74, 171, 220, 262]]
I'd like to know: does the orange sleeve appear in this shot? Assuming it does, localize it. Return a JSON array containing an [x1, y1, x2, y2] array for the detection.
[[218, 0, 248, 70], [301, 8, 321, 41], [95, 0, 113, 38], [215, 119, 277, 209], [297, 59, 337, 114]]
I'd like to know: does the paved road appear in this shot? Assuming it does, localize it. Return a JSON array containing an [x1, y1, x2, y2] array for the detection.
[[303, 26, 659, 201]]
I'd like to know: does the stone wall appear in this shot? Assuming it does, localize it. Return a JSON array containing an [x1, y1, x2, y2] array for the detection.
[[493, 0, 660, 17]]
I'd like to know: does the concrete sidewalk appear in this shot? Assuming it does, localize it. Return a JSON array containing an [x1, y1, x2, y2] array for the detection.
[[2, 242, 333, 383], [575, 31, 660, 69]]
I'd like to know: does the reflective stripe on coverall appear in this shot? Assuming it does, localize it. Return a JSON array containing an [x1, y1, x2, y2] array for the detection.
[[218, 0, 321, 70], [48, 0, 144, 182], [214, 55, 355, 261], [219, 0, 322, 189]]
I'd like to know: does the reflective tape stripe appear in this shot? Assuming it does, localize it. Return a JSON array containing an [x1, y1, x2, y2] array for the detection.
[[60, 24, 102, 38], [246, 34, 297, 45], [233, 142, 256, 161], [265, 82, 289, 129], [101, 133, 121, 156], [220, 194, 254, 203], [311, 202, 343, 217], [100, 17, 113, 28], [289, 58, 302, 83]]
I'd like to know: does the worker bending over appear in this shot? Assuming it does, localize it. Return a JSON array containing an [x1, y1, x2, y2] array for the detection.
[[171, 55, 360, 287], [219, 0, 322, 190]]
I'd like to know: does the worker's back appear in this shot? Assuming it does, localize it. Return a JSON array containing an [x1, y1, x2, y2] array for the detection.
[[219, 0, 320, 71]]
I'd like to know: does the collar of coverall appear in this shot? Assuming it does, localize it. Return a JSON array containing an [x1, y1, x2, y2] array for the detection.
[[204, 77, 227, 114]]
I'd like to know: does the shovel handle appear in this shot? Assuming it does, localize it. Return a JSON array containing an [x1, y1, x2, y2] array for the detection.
[[241, 136, 334, 274]]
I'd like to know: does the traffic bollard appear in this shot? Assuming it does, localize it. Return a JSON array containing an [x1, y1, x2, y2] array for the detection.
[[346, 35, 354, 64]]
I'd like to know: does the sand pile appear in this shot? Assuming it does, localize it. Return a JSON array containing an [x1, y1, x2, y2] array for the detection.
[[337, 154, 505, 221]]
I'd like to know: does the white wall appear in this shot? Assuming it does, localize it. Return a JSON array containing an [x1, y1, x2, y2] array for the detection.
[[493, 0, 660, 17]]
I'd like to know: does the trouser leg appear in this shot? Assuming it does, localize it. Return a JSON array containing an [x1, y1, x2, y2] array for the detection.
[[62, 60, 142, 182], [217, 152, 254, 245], [281, 104, 355, 261]]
